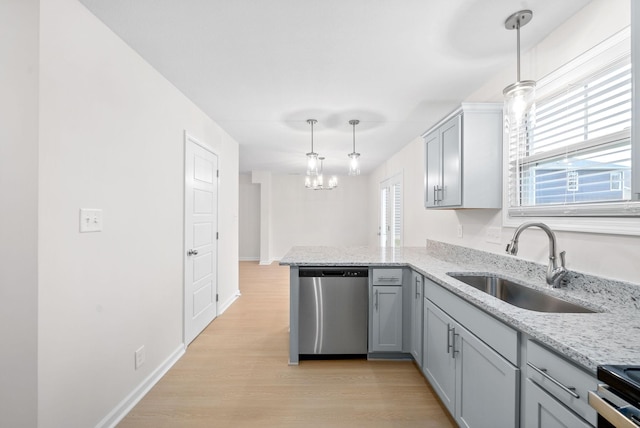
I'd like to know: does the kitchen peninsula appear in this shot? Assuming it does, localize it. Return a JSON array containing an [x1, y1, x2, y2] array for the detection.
[[281, 241, 640, 426], [281, 241, 640, 369]]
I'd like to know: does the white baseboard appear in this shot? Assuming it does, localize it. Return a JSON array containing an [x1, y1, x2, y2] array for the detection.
[[239, 256, 259, 261], [96, 344, 185, 428], [259, 259, 276, 265], [218, 290, 241, 315]]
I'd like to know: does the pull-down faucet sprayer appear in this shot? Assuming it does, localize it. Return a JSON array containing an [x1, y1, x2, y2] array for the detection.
[[506, 222, 568, 288]]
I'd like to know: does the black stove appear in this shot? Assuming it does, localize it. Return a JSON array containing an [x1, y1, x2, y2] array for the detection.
[[590, 365, 640, 427]]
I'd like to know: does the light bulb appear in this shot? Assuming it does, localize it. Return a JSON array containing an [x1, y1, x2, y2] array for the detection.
[[306, 153, 318, 176], [348, 153, 360, 176]]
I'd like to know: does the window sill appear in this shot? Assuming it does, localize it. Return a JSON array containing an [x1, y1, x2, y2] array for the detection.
[[502, 210, 640, 236]]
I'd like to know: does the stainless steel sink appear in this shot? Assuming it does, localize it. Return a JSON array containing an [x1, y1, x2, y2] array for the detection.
[[447, 273, 596, 313]]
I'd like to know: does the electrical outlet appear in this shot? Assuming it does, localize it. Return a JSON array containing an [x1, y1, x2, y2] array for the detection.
[[457, 224, 463, 238], [486, 226, 502, 244], [135, 345, 145, 370]]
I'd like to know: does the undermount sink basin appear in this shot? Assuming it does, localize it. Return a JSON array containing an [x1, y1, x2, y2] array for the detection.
[[446, 273, 596, 314]]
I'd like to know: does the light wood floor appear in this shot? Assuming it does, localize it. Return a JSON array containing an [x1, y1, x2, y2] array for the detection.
[[118, 262, 456, 427]]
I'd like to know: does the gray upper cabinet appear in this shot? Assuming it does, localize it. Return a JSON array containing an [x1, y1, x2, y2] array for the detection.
[[423, 103, 503, 209]]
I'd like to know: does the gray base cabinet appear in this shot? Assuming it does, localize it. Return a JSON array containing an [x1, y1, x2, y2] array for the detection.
[[455, 322, 519, 428], [423, 279, 519, 427], [410, 271, 423, 366], [524, 340, 597, 427], [423, 299, 456, 414], [525, 379, 592, 428], [370, 285, 403, 352]]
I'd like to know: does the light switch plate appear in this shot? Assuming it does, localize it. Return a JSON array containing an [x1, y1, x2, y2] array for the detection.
[[79, 209, 103, 232]]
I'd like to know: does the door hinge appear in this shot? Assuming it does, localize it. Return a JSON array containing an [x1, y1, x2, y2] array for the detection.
[[217, 169, 219, 178], [216, 232, 219, 240], [216, 294, 219, 302]]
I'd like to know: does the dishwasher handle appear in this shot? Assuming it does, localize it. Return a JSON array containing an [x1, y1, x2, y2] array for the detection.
[[299, 267, 369, 278], [322, 270, 349, 276]]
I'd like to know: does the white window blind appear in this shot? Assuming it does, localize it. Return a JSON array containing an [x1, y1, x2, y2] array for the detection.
[[379, 174, 402, 247], [507, 28, 638, 217], [392, 182, 402, 247]]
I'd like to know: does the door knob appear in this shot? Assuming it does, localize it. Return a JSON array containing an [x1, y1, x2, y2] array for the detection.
[[187, 249, 198, 256]]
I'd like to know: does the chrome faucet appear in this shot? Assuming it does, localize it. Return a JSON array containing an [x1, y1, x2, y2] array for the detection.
[[505, 222, 568, 288]]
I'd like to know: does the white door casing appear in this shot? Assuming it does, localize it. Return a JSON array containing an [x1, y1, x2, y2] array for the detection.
[[184, 132, 218, 345]]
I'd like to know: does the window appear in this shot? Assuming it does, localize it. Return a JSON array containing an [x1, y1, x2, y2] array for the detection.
[[610, 171, 623, 191], [506, 28, 636, 220], [379, 174, 402, 247], [567, 171, 579, 192]]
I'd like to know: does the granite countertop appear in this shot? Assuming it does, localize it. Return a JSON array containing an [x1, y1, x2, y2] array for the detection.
[[280, 241, 640, 373]]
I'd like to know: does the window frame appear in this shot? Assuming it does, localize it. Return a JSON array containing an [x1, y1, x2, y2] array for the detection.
[[502, 24, 640, 236]]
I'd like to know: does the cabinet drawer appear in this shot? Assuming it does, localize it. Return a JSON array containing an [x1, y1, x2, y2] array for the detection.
[[425, 278, 518, 365], [527, 340, 598, 426], [524, 379, 592, 428], [372, 268, 403, 285]]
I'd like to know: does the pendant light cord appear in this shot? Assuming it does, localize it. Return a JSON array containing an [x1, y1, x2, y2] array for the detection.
[[352, 122, 356, 152], [516, 19, 521, 82], [306, 118, 317, 154]]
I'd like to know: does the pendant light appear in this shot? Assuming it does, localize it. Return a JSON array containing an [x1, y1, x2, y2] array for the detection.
[[503, 10, 536, 121], [348, 119, 360, 176], [306, 119, 319, 176]]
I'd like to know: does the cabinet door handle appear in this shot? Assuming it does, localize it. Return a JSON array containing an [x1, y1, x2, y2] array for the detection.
[[451, 328, 459, 359], [375, 290, 379, 311], [447, 324, 453, 354], [527, 362, 580, 399], [415, 277, 420, 299]]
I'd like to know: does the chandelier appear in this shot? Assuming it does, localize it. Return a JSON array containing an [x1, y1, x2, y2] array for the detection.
[[305, 157, 338, 190], [304, 119, 337, 190]]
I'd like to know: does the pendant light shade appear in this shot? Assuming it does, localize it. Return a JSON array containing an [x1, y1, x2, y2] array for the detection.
[[503, 10, 536, 122], [348, 119, 360, 176], [306, 119, 319, 176]]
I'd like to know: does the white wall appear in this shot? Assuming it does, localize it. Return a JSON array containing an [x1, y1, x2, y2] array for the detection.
[[369, 0, 640, 284], [239, 173, 260, 260], [37, 0, 239, 426], [0, 1, 39, 426], [267, 174, 371, 260]]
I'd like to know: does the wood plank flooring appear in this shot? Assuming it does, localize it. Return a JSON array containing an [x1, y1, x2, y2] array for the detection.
[[118, 261, 456, 427]]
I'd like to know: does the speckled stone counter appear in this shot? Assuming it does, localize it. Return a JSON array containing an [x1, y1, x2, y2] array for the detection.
[[281, 241, 640, 372]]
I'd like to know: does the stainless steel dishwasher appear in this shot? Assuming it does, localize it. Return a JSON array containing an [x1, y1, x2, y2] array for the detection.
[[298, 267, 368, 356]]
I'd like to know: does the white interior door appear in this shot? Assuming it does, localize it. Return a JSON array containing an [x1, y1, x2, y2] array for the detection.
[[379, 174, 403, 247], [184, 133, 218, 345]]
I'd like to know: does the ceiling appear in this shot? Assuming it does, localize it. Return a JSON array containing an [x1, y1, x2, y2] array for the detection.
[[78, 0, 592, 176]]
